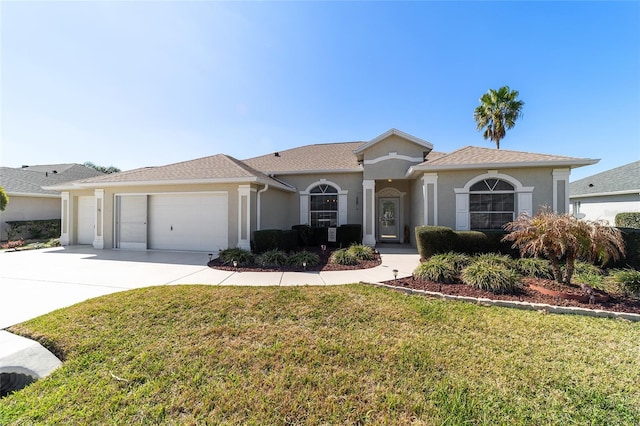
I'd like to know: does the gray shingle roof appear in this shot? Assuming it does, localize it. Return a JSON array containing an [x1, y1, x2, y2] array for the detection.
[[0, 164, 104, 196], [244, 142, 365, 174], [412, 146, 597, 171], [570, 160, 640, 196], [50, 154, 295, 191]]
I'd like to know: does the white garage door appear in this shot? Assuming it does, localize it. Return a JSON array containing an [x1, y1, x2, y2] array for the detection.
[[77, 196, 94, 245], [148, 193, 228, 252]]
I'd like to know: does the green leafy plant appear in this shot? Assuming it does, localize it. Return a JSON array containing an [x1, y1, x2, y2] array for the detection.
[[257, 250, 288, 267], [287, 251, 320, 268], [346, 244, 375, 261], [607, 269, 640, 298], [461, 258, 522, 294], [472, 253, 515, 268], [516, 258, 554, 279], [330, 248, 359, 266], [414, 255, 458, 284], [218, 248, 255, 266]]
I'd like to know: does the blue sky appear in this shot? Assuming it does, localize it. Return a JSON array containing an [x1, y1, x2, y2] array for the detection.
[[1, 1, 638, 181]]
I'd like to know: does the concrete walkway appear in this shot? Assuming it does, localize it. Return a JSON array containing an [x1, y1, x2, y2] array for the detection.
[[0, 245, 420, 383]]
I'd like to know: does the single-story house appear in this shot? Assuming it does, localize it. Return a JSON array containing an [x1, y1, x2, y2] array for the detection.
[[570, 160, 640, 224], [0, 164, 104, 240], [46, 129, 597, 251]]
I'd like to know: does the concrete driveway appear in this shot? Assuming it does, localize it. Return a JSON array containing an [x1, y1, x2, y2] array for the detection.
[[1, 245, 420, 329]]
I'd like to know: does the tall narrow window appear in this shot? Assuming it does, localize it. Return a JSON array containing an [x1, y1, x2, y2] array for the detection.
[[469, 179, 515, 230], [310, 184, 338, 227]]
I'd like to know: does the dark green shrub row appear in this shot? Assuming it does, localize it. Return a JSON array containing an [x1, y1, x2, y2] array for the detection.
[[607, 228, 640, 270], [615, 213, 640, 229], [260, 224, 363, 251], [218, 247, 320, 268], [415, 226, 515, 259], [252, 229, 297, 254], [5, 219, 61, 241]]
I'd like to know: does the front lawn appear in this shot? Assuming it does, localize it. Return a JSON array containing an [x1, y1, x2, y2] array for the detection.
[[1, 285, 639, 424]]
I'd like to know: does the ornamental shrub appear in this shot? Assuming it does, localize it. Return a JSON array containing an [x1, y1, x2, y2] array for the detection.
[[607, 269, 640, 298], [415, 226, 457, 259], [257, 250, 288, 267], [461, 258, 522, 294], [615, 213, 640, 229], [330, 248, 359, 266], [287, 251, 320, 268], [515, 258, 554, 279], [253, 229, 283, 254], [346, 244, 374, 261], [338, 224, 362, 246], [292, 224, 313, 248], [218, 248, 255, 266]]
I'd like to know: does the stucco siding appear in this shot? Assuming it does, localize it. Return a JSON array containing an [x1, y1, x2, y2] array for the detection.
[[259, 189, 295, 230], [0, 195, 61, 240], [274, 173, 364, 225], [571, 194, 640, 224], [361, 135, 427, 160], [434, 168, 557, 229]]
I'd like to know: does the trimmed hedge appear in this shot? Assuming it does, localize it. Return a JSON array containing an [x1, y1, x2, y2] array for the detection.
[[252, 229, 283, 254], [608, 228, 640, 270], [615, 213, 640, 229], [337, 224, 362, 247], [5, 219, 61, 241], [291, 225, 313, 247], [416, 226, 516, 259], [415, 226, 457, 259]]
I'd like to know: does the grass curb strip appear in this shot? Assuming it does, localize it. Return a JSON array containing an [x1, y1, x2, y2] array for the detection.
[[363, 281, 640, 322]]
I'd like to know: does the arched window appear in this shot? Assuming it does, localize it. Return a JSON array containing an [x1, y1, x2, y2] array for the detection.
[[309, 184, 338, 227], [469, 178, 515, 230]]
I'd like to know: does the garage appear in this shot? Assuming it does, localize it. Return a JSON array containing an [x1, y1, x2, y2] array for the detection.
[[147, 193, 228, 252], [77, 196, 94, 245]]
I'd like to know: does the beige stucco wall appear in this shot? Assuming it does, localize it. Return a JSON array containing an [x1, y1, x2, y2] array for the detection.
[[274, 172, 364, 225], [361, 135, 428, 160], [360, 135, 427, 181], [259, 189, 296, 230], [432, 167, 557, 229], [0, 195, 61, 240]]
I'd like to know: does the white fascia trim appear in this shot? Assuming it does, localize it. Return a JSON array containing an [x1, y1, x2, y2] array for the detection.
[[300, 179, 348, 195], [354, 128, 434, 154], [363, 153, 424, 165], [47, 177, 296, 192], [6, 192, 60, 198], [410, 159, 599, 173], [570, 190, 640, 198]]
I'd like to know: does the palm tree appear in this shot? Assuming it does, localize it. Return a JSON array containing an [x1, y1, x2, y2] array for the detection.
[[474, 85, 524, 149], [502, 209, 625, 285]]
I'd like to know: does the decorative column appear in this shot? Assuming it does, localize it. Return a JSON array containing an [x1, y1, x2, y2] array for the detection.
[[553, 169, 571, 214], [362, 180, 376, 246], [60, 192, 70, 245], [93, 189, 105, 249], [422, 173, 438, 226], [238, 185, 251, 250]]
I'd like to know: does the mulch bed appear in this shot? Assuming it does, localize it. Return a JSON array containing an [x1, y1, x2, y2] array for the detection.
[[208, 247, 382, 273], [383, 276, 640, 315]]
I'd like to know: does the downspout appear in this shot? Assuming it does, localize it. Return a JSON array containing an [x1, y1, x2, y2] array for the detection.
[[256, 184, 269, 231]]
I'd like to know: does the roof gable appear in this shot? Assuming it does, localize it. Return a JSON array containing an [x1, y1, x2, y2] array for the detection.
[[570, 160, 640, 196], [353, 128, 433, 155]]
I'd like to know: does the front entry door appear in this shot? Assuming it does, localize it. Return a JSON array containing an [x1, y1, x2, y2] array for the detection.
[[378, 197, 400, 242]]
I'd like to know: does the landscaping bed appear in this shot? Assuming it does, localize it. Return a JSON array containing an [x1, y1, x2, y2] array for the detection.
[[208, 246, 382, 272], [383, 275, 640, 314]]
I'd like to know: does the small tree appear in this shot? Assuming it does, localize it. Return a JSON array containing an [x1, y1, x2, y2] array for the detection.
[[0, 186, 8, 211], [502, 209, 625, 285], [84, 161, 121, 174]]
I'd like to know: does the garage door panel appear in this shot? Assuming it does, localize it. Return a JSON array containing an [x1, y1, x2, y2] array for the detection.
[[117, 195, 148, 250], [148, 194, 228, 252]]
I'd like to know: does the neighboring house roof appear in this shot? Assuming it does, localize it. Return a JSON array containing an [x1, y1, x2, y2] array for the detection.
[[244, 142, 365, 174], [570, 160, 640, 197], [408, 146, 597, 175], [47, 154, 296, 192], [0, 164, 104, 196]]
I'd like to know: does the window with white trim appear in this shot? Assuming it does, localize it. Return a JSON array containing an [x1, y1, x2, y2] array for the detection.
[[469, 179, 515, 230], [310, 184, 338, 227]]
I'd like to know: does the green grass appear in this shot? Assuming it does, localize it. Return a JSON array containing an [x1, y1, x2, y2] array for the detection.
[[1, 285, 639, 424]]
